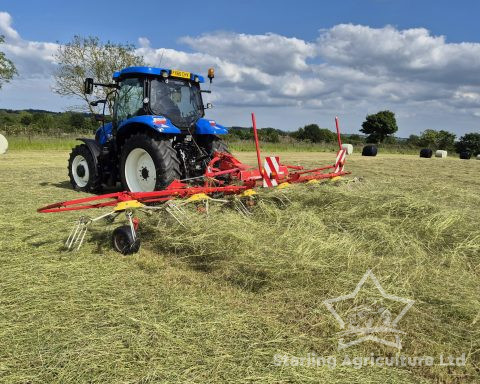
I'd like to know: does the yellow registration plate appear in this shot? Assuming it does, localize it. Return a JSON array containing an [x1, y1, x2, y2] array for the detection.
[[170, 69, 191, 79]]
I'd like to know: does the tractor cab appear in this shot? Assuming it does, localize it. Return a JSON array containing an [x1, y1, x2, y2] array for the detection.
[[112, 67, 209, 130]]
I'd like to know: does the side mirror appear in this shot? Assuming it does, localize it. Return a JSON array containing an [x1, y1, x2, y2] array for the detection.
[[84, 78, 94, 94], [90, 99, 107, 107], [206, 102, 213, 109], [94, 114, 105, 122]]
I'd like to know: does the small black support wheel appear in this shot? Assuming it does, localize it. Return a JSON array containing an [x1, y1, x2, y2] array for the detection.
[[120, 133, 181, 192], [112, 225, 141, 254], [68, 144, 102, 192]]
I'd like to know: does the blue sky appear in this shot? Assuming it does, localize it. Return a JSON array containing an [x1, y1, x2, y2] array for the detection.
[[4, 0, 480, 45], [1, 0, 480, 136]]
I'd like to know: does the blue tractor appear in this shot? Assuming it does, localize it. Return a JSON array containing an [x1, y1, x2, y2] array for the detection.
[[68, 66, 229, 192]]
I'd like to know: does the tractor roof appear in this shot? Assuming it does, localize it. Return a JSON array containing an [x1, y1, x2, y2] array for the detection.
[[112, 66, 205, 83]]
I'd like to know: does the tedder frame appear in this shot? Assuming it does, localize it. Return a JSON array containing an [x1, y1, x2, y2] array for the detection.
[[38, 113, 350, 253]]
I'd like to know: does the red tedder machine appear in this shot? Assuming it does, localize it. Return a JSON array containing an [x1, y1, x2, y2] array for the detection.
[[38, 113, 350, 254]]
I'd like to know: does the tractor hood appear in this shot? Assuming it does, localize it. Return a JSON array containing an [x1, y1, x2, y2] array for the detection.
[[195, 118, 228, 135], [97, 116, 228, 145], [118, 115, 182, 135]]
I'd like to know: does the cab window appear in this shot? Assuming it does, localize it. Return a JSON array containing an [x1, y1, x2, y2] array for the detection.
[[115, 78, 144, 122]]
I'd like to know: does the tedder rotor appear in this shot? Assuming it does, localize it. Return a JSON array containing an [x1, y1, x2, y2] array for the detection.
[[38, 114, 350, 254]]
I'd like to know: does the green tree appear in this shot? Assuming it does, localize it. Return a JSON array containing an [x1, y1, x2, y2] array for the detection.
[[455, 133, 480, 155], [302, 124, 322, 142], [436, 130, 456, 150], [360, 110, 398, 143], [406, 134, 420, 146], [20, 112, 33, 126], [53, 36, 144, 115], [258, 127, 280, 143], [34, 113, 55, 133], [0, 110, 13, 125], [69, 112, 86, 130], [318, 128, 337, 143], [291, 124, 336, 143], [418, 129, 456, 150], [418, 129, 437, 147], [0, 35, 17, 89]]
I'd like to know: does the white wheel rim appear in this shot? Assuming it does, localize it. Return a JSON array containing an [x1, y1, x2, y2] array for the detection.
[[125, 148, 157, 192], [72, 155, 89, 187]]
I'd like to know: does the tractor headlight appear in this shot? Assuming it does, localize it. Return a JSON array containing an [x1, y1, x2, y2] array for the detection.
[[161, 70, 168, 78], [194, 76, 199, 82]]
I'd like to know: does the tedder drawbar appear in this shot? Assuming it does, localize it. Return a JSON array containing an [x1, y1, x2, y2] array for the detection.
[[38, 113, 350, 254]]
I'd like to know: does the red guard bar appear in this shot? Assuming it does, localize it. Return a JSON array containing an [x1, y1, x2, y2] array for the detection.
[[335, 116, 343, 150], [251, 112, 263, 177]]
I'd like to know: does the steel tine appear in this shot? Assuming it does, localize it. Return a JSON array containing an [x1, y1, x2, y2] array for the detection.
[[65, 221, 79, 249], [66, 219, 84, 250], [235, 199, 252, 216], [126, 211, 137, 241], [164, 203, 187, 228], [75, 224, 88, 251]]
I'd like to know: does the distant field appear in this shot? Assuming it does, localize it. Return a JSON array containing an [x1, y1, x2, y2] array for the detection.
[[0, 149, 479, 383], [5, 135, 422, 154]]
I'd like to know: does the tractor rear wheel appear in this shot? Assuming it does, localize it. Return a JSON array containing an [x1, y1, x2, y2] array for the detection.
[[68, 144, 101, 192], [120, 133, 181, 192]]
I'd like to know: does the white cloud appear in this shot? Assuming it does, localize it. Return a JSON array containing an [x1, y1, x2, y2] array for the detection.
[[180, 32, 316, 75], [0, 12, 57, 77], [1, 12, 480, 135], [317, 24, 480, 85], [0, 12, 20, 41]]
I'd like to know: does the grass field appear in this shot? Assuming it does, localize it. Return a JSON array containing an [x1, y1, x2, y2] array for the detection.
[[0, 149, 479, 383], [5, 135, 421, 154]]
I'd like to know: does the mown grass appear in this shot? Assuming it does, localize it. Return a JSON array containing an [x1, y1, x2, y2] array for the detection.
[[0, 150, 479, 383]]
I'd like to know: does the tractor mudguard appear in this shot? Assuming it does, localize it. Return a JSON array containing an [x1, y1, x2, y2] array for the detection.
[[117, 116, 181, 135], [76, 138, 101, 168], [195, 118, 228, 135]]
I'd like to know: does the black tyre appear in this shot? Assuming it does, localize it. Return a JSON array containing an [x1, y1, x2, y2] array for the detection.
[[362, 145, 378, 157], [112, 225, 140, 254], [419, 148, 433, 158], [196, 135, 230, 157], [120, 133, 181, 192], [459, 151, 471, 160], [68, 144, 102, 192]]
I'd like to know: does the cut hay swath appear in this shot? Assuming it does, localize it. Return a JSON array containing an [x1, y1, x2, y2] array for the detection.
[[38, 113, 351, 253]]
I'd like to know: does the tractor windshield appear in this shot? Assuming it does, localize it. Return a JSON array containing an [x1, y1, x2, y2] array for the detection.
[[150, 78, 203, 128]]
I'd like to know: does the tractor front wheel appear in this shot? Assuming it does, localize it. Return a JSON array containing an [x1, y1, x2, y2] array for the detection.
[[197, 135, 229, 157], [68, 144, 101, 192], [120, 133, 181, 192]]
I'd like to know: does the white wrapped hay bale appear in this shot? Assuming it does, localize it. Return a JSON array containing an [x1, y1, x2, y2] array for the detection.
[[477, 154, 480, 160], [0, 134, 8, 154], [435, 150, 447, 158], [341, 143, 353, 155]]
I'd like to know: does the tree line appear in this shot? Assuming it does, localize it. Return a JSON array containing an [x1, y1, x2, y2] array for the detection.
[[0, 109, 98, 136], [359, 110, 480, 155], [1, 108, 479, 155]]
